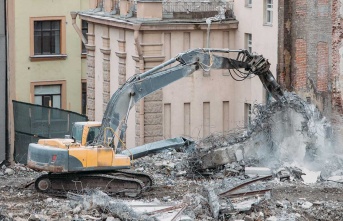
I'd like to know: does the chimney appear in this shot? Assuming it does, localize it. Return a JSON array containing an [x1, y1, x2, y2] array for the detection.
[[137, 0, 163, 19]]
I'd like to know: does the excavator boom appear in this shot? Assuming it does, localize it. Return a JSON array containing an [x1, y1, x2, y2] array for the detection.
[[96, 48, 285, 147]]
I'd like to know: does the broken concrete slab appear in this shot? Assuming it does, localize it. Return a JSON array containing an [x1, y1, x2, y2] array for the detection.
[[327, 175, 343, 183], [4, 168, 14, 175], [245, 167, 272, 176], [200, 146, 237, 169], [301, 201, 313, 209], [204, 187, 219, 219]]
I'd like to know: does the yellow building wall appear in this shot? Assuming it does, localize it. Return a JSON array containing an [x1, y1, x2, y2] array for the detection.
[[13, 0, 89, 112]]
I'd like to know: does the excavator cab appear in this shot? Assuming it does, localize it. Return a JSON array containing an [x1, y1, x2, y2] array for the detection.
[[71, 121, 101, 145]]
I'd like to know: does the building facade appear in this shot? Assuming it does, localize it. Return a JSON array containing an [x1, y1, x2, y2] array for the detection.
[[77, 0, 275, 148], [7, 0, 89, 161], [0, 0, 7, 162]]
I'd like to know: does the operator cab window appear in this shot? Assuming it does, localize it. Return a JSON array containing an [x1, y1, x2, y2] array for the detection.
[[72, 124, 84, 143], [87, 126, 101, 144]]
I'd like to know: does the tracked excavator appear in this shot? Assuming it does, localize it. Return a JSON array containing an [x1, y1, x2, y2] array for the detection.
[[27, 48, 286, 197]]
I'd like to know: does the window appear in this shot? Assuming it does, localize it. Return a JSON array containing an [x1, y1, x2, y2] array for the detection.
[[34, 21, 61, 55], [264, 0, 273, 25], [31, 81, 66, 109], [34, 85, 61, 108], [82, 81, 87, 115], [245, 33, 252, 53], [81, 20, 88, 54], [30, 16, 66, 60], [244, 103, 251, 128], [246, 0, 252, 7]]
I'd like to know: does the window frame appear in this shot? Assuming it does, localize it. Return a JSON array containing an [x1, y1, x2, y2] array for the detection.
[[30, 81, 67, 109], [81, 80, 87, 115], [34, 85, 62, 108], [245, 33, 252, 53], [245, 0, 252, 8], [81, 20, 88, 56], [264, 0, 273, 26], [244, 103, 252, 128], [30, 16, 67, 61]]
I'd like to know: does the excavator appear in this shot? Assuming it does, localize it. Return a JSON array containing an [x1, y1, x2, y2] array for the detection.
[[27, 48, 286, 197]]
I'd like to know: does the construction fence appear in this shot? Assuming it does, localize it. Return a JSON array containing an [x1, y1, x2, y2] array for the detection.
[[12, 101, 88, 164]]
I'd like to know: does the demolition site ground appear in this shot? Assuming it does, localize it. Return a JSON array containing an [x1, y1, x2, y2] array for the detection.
[[0, 165, 343, 221], [1, 93, 343, 221]]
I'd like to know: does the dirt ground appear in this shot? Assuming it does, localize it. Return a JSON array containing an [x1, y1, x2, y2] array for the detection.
[[0, 164, 343, 221]]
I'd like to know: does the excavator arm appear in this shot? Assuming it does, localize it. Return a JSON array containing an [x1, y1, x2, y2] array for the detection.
[[95, 48, 285, 147]]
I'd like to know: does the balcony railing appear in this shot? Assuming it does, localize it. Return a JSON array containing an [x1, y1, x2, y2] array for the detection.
[[97, 0, 234, 19]]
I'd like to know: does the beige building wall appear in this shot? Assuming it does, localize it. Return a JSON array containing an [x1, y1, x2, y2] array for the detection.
[[11, 0, 89, 109], [7, 0, 89, 161], [81, 0, 276, 148], [233, 0, 279, 123]]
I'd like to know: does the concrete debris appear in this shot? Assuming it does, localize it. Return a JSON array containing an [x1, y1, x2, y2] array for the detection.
[[2, 92, 343, 220], [4, 168, 14, 175], [301, 201, 313, 209], [203, 187, 219, 219], [67, 190, 155, 221], [245, 167, 272, 176], [327, 175, 343, 183], [199, 146, 237, 170]]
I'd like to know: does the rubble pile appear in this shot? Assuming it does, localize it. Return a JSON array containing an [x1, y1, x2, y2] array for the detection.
[[1, 93, 343, 220]]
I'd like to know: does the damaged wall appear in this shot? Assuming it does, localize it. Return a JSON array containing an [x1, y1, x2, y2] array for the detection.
[[278, 0, 334, 116]]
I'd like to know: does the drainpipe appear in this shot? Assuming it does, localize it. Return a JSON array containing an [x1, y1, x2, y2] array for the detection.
[[70, 11, 87, 45], [134, 24, 145, 145]]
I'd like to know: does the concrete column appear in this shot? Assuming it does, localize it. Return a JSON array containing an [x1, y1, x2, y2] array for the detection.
[[86, 23, 96, 121], [100, 26, 111, 114], [115, 29, 126, 86]]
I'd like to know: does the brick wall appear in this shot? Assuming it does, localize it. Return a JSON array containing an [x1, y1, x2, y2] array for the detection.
[[278, 0, 333, 115], [294, 39, 307, 90], [317, 42, 329, 92]]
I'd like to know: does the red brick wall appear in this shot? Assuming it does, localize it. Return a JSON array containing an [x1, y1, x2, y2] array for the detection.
[[319, 0, 329, 4], [296, 0, 307, 15], [295, 39, 307, 90], [317, 42, 329, 92]]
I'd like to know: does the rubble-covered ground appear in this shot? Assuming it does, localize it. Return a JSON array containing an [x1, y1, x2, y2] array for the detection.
[[1, 93, 343, 221]]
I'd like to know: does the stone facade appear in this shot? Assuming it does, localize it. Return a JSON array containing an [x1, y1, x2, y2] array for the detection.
[[86, 23, 96, 121]]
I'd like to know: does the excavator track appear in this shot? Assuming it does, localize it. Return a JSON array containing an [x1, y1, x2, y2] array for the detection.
[[111, 169, 155, 190], [34, 171, 145, 198]]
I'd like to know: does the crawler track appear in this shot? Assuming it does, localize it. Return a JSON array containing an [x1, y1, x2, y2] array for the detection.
[[34, 170, 153, 197]]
